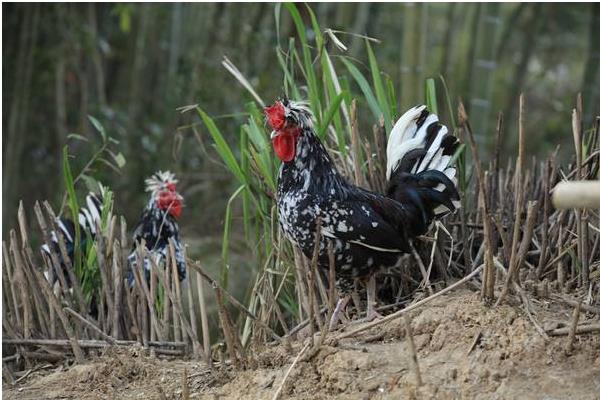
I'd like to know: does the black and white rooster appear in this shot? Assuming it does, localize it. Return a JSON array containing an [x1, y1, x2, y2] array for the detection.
[[127, 171, 186, 286], [42, 188, 107, 287], [265, 99, 460, 326]]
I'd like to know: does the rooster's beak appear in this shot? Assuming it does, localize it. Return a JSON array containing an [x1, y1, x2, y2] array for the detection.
[[270, 130, 280, 139]]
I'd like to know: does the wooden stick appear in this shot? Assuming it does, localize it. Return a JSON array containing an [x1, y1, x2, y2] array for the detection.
[[112, 240, 123, 339], [195, 268, 212, 364], [404, 315, 422, 387], [3, 241, 22, 331], [188, 260, 283, 342], [548, 323, 600, 336], [10, 231, 33, 339], [64, 307, 116, 344], [3, 338, 186, 348], [27, 250, 85, 363], [566, 300, 582, 352], [95, 220, 114, 331], [272, 343, 310, 400]]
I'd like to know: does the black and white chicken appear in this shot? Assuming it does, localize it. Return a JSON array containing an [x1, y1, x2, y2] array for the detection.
[[265, 99, 460, 326], [127, 171, 186, 286], [42, 188, 108, 287]]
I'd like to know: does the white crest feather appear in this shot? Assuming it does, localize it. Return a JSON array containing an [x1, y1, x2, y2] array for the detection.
[[145, 171, 178, 194]]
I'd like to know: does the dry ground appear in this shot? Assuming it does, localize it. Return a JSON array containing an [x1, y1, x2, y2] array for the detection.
[[4, 288, 600, 399]]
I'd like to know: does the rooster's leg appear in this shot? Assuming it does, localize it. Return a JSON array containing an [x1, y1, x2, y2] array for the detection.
[[365, 275, 382, 321], [329, 295, 351, 330]]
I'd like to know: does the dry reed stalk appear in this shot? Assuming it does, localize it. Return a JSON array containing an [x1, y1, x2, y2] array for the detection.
[[150, 258, 158, 342], [459, 102, 495, 301], [2, 247, 16, 331], [133, 245, 161, 340], [327, 243, 336, 321], [195, 268, 212, 364], [497, 95, 526, 305], [152, 250, 202, 357], [42, 201, 87, 313], [185, 268, 200, 359], [292, 247, 309, 323], [33, 202, 71, 302], [168, 243, 183, 342], [308, 222, 324, 333], [182, 368, 190, 400], [536, 158, 552, 279], [163, 255, 172, 340], [272, 343, 310, 400], [26, 248, 85, 362], [572, 94, 588, 288], [549, 324, 600, 336], [410, 242, 434, 296], [404, 315, 422, 387], [112, 240, 123, 339], [123, 278, 141, 343], [188, 260, 283, 342], [95, 220, 114, 332], [333, 264, 484, 341], [3, 241, 22, 332], [9, 231, 33, 339], [514, 201, 539, 280], [551, 295, 600, 314], [566, 300, 582, 353], [214, 286, 240, 368], [137, 294, 149, 347], [64, 307, 116, 344]]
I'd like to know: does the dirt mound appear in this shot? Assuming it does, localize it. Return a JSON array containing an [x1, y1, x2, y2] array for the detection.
[[5, 289, 600, 399]]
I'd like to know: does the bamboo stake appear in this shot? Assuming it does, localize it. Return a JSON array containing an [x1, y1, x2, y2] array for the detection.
[[112, 240, 123, 339], [404, 315, 422, 387], [195, 267, 212, 364], [566, 300, 582, 353], [3, 241, 22, 331]]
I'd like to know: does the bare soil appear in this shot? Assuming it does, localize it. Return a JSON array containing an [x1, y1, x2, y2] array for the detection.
[[5, 288, 600, 399]]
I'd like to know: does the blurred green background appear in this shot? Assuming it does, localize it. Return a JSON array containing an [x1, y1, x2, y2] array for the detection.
[[3, 2, 599, 249]]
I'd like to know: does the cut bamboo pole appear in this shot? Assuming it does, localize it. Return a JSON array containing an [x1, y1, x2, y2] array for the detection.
[[112, 240, 123, 339], [195, 266, 212, 364]]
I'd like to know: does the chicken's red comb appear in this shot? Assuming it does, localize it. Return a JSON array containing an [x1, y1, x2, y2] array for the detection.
[[265, 101, 286, 131]]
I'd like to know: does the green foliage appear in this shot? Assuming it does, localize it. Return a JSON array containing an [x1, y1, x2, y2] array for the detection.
[[62, 116, 122, 306]]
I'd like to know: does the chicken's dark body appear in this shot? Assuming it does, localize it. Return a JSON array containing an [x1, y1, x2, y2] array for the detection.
[[278, 135, 407, 292], [276, 104, 459, 294]]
